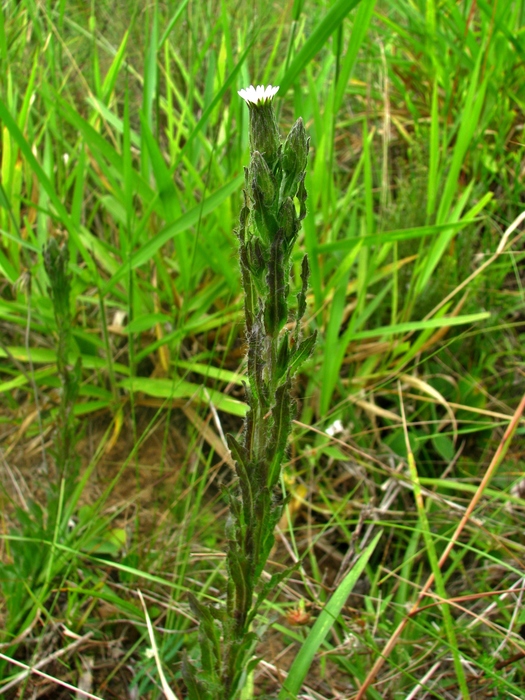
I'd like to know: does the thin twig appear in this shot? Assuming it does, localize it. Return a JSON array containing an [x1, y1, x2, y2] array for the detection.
[[0, 638, 103, 700]]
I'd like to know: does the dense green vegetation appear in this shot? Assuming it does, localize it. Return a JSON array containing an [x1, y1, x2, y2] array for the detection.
[[1, 0, 525, 697]]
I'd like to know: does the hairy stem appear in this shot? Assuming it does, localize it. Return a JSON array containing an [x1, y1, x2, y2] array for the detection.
[[183, 86, 315, 700]]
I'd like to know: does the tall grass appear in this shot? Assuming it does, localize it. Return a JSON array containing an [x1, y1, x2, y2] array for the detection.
[[1, 0, 525, 697]]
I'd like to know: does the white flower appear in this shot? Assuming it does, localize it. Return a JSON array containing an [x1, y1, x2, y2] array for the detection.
[[238, 84, 279, 106], [326, 419, 344, 437]]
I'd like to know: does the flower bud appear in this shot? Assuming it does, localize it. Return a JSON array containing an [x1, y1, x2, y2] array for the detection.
[[246, 239, 266, 279], [249, 151, 276, 206], [282, 117, 308, 181], [279, 197, 298, 244]]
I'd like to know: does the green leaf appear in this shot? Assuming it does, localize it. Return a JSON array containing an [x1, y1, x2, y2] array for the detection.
[[315, 220, 478, 254], [182, 654, 212, 700], [432, 434, 455, 462], [278, 531, 382, 699], [227, 433, 255, 526], [278, 0, 364, 95], [264, 230, 287, 334], [248, 562, 301, 627], [125, 313, 172, 334], [333, 0, 377, 114], [187, 593, 221, 680], [159, 0, 190, 48], [350, 312, 490, 340], [101, 29, 129, 102], [119, 377, 247, 417], [266, 376, 294, 489], [140, 113, 183, 224], [288, 332, 317, 376]]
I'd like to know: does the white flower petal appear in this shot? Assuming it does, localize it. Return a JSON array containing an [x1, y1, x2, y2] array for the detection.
[[326, 420, 344, 437], [238, 84, 279, 106]]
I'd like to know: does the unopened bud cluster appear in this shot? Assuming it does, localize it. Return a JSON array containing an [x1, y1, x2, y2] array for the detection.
[[237, 86, 309, 343]]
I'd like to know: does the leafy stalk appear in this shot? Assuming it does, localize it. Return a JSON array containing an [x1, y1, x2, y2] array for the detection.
[[183, 85, 315, 699], [43, 239, 81, 491]]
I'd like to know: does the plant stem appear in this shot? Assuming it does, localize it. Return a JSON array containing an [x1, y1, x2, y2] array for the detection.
[[183, 85, 315, 700]]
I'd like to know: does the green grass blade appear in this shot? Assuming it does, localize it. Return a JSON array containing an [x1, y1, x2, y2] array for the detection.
[[0, 97, 94, 272], [141, 1, 158, 181], [278, 0, 364, 96], [158, 0, 190, 48], [278, 531, 382, 699], [118, 377, 246, 417], [333, 0, 377, 114], [350, 311, 490, 340], [315, 220, 477, 254], [426, 77, 439, 220], [101, 29, 129, 102], [174, 38, 254, 167], [0, 7, 6, 62], [363, 119, 374, 233], [436, 51, 487, 224], [319, 247, 358, 414]]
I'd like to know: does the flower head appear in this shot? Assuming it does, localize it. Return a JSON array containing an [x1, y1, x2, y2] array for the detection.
[[238, 84, 279, 107], [238, 85, 280, 165]]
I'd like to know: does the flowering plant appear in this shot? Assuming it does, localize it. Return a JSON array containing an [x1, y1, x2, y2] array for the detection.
[[183, 84, 315, 699]]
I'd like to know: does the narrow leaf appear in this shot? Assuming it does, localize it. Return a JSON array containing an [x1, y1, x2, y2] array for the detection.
[[278, 531, 382, 699], [288, 332, 317, 376], [279, 0, 363, 95]]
